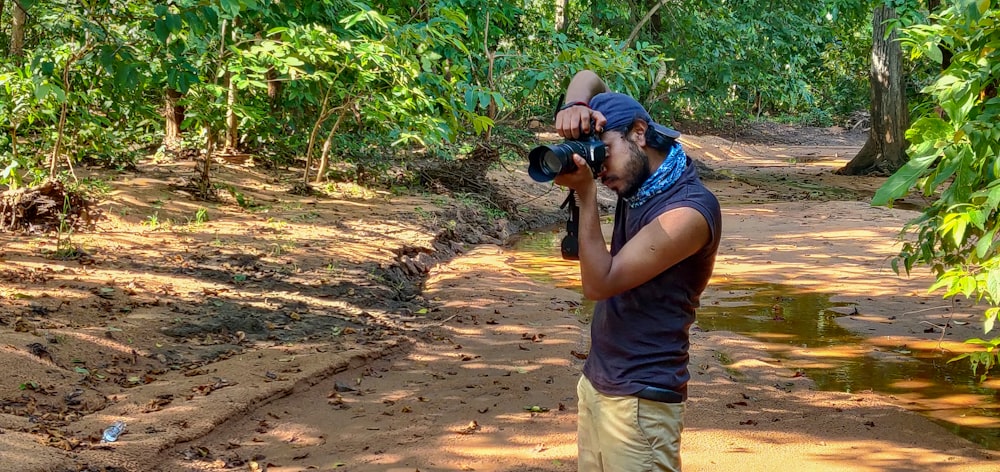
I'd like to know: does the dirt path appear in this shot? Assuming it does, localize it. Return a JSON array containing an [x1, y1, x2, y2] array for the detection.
[[147, 238, 999, 472], [151, 246, 586, 471], [2, 123, 1000, 471]]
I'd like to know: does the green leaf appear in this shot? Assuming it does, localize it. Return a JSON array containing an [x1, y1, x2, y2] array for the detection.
[[976, 229, 995, 259], [943, 212, 969, 246], [219, 0, 242, 17], [929, 272, 955, 293], [201, 5, 219, 25], [987, 273, 1000, 303], [872, 151, 939, 206], [154, 19, 170, 44], [926, 43, 943, 64], [40, 61, 55, 77], [464, 88, 475, 112], [960, 275, 978, 298], [165, 13, 182, 32], [977, 0, 990, 14], [183, 11, 205, 35], [34, 83, 50, 100]]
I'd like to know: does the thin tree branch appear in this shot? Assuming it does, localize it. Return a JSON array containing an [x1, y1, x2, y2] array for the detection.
[[625, 0, 668, 49]]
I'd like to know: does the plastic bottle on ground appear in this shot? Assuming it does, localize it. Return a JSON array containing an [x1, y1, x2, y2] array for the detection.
[[101, 420, 126, 443]]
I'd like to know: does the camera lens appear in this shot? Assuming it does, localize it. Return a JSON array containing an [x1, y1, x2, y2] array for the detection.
[[528, 144, 571, 182], [541, 151, 564, 175]]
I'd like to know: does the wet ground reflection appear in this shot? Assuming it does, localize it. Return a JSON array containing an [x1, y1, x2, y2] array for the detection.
[[507, 228, 1000, 449]]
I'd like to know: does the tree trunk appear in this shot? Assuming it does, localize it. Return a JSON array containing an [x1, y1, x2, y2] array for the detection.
[[316, 111, 347, 183], [10, 0, 26, 59], [224, 71, 238, 151], [303, 90, 335, 186], [48, 43, 89, 180], [267, 67, 282, 112], [223, 18, 239, 152], [0, 0, 7, 41], [198, 127, 215, 199], [555, 0, 568, 32], [163, 87, 184, 150], [837, 4, 908, 176]]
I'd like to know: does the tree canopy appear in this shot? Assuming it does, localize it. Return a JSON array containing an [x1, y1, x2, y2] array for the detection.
[[1, 0, 883, 188]]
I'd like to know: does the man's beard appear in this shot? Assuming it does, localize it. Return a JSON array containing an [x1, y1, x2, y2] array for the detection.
[[617, 140, 651, 198]]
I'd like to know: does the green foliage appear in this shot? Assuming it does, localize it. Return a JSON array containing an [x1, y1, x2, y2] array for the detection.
[[50, 195, 82, 259], [145, 212, 162, 230], [563, 0, 874, 123], [0, 0, 164, 186], [1, 0, 880, 188], [873, 0, 1000, 376], [193, 207, 210, 224], [951, 336, 1000, 382], [220, 185, 259, 210], [812, 3, 875, 119]]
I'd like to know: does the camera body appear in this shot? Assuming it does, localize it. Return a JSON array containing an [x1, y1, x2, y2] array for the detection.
[[528, 135, 606, 182]]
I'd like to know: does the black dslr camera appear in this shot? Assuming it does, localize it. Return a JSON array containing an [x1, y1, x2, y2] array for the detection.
[[527, 135, 606, 183], [526, 135, 606, 260]]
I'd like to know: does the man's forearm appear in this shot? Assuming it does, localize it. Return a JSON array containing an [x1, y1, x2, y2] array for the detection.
[[565, 71, 610, 104], [575, 190, 613, 299]]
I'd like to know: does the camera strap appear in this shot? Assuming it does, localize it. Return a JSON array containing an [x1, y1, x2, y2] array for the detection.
[[560, 190, 580, 260], [560, 190, 578, 237]]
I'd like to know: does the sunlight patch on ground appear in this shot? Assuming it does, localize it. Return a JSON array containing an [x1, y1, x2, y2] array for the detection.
[[889, 379, 935, 390], [867, 336, 981, 354]]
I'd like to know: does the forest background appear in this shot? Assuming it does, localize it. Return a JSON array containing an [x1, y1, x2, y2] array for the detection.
[[1, 0, 1000, 442]]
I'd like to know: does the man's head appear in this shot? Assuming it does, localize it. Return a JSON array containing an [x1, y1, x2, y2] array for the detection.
[[589, 92, 679, 149], [588, 93, 680, 197]]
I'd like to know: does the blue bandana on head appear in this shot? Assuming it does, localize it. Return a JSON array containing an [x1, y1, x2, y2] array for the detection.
[[588, 92, 685, 208]]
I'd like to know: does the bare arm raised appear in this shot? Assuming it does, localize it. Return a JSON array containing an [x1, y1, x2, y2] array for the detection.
[[555, 71, 610, 140]]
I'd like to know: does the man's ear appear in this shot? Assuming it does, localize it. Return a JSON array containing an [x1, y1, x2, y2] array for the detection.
[[630, 120, 650, 147]]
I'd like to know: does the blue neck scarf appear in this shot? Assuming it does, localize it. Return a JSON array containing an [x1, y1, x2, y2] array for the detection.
[[625, 141, 687, 208]]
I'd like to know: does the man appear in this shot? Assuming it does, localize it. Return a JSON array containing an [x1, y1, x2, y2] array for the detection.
[[552, 70, 722, 471]]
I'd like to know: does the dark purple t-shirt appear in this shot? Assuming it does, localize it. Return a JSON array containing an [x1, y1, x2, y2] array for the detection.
[[582, 157, 722, 399]]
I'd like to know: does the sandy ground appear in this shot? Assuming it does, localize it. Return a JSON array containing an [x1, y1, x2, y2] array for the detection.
[[2, 123, 1000, 471]]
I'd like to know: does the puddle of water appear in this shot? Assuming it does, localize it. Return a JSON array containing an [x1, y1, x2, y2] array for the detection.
[[507, 229, 1000, 449], [699, 283, 1000, 449]]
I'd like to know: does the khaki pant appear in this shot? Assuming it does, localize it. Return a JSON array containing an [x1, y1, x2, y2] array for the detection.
[[577, 376, 684, 472]]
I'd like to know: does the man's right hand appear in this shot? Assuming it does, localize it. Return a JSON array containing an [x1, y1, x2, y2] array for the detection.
[[556, 105, 606, 140]]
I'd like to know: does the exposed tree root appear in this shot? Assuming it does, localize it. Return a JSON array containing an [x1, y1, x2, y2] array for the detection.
[[0, 180, 98, 233], [417, 142, 521, 215]]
